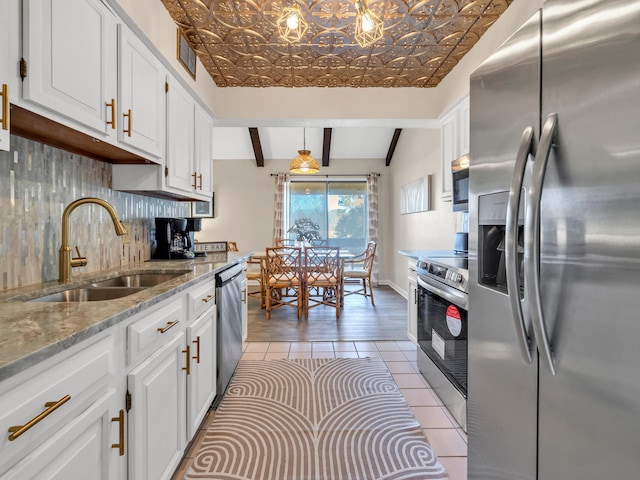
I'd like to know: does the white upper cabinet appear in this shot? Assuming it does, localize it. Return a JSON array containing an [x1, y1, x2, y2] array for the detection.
[[440, 94, 470, 200], [166, 79, 195, 193], [194, 103, 214, 198], [164, 76, 213, 200], [118, 26, 166, 159], [0, 0, 20, 151], [22, 0, 118, 137]]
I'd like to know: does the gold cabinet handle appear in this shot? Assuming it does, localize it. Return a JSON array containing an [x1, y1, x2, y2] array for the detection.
[[123, 109, 132, 137], [182, 345, 191, 375], [105, 99, 116, 130], [198, 173, 203, 190], [0, 83, 8, 131], [8, 395, 71, 441], [157, 320, 179, 334], [111, 409, 125, 456], [242, 287, 247, 304], [192, 336, 201, 364], [191, 172, 197, 189], [201, 294, 213, 303]]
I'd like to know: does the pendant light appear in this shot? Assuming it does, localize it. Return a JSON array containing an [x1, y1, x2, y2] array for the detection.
[[277, 0, 308, 43], [290, 128, 319, 174], [354, 0, 384, 48]]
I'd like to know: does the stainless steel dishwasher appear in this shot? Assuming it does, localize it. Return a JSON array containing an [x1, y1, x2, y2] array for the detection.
[[214, 262, 244, 404]]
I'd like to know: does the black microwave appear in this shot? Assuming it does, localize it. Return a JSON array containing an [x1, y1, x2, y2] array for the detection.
[[451, 156, 469, 212]]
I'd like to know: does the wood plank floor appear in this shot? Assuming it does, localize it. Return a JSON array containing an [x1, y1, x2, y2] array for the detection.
[[247, 284, 409, 342]]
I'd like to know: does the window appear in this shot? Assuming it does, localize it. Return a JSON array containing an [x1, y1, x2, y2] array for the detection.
[[288, 179, 367, 255]]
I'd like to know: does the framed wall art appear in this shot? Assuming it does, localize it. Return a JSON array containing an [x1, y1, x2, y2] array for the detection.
[[177, 28, 197, 79], [400, 175, 431, 214]]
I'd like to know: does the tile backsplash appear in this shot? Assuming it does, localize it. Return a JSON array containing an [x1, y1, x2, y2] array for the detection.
[[0, 136, 189, 290]]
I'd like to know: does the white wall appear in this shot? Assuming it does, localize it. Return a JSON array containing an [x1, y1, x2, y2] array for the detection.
[[386, 129, 464, 294]]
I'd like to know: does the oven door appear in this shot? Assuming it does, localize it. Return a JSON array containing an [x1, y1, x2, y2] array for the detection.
[[417, 273, 468, 397]]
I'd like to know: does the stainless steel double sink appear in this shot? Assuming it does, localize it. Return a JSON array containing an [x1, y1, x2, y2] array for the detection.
[[27, 272, 190, 303]]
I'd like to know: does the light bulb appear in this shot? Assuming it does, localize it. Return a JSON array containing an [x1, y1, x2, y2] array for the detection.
[[287, 12, 299, 29], [361, 12, 375, 32]]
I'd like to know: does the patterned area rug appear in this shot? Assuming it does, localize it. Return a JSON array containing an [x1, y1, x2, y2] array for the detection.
[[185, 358, 448, 480]]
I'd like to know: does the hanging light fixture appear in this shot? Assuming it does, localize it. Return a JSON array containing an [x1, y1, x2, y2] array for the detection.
[[354, 0, 384, 48], [277, 0, 308, 43], [290, 128, 319, 174]]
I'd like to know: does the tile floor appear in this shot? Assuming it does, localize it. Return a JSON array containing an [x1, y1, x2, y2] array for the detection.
[[174, 341, 467, 480]]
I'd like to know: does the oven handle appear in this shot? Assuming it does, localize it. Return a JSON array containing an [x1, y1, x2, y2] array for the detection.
[[506, 126, 534, 364], [417, 274, 468, 311], [525, 113, 557, 376]]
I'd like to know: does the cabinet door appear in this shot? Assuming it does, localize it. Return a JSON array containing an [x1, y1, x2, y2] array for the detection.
[[440, 109, 457, 200], [457, 95, 470, 157], [165, 78, 194, 193], [128, 332, 186, 480], [2, 389, 121, 480], [186, 307, 216, 438], [194, 103, 214, 197], [0, 0, 19, 151], [407, 276, 418, 344], [22, 0, 117, 136], [118, 26, 165, 159]]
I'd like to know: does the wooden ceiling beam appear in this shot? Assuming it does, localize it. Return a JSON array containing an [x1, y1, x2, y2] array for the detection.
[[385, 128, 402, 166], [322, 128, 332, 167], [248, 127, 264, 167]]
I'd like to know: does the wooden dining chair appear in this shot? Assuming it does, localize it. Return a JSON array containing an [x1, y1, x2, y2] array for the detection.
[[246, 256, 266, 308], [304, 246, 341, 319], [342, 241, 377, 305], [264, 247, 303, 319]]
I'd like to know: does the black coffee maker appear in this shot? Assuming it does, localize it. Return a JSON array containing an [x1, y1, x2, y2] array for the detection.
[[153, 217, 202, 259]]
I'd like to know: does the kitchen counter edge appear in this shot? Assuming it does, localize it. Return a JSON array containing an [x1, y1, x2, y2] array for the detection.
[[0, 252, 253, 382]]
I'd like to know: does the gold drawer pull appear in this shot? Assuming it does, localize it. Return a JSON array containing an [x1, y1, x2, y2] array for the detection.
[[8, 394, 71, 441], [191, 172, 197, 189], [111, 409, 125, 456], [105, 98, 116, 129], [192, 336, 201, 364], [157, 320, 179, 334], [182, 345, 191, 375], [123, 109, 132, 137], [201, 294, 214, 303], [197, 173, 203, 190], [0, 84, 8, 131]]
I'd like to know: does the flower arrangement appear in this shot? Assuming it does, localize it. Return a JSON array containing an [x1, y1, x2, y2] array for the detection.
[[287, 217, 321, 243]]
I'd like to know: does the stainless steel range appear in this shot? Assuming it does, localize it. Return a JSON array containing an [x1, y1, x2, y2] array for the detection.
[[415, 253, 469, 431]]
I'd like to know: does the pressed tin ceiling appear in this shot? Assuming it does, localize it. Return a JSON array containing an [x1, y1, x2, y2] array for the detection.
[[161, 0, 513, 88]]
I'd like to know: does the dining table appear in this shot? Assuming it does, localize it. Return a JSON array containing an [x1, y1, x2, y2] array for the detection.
[[251, 248, 354, 310]]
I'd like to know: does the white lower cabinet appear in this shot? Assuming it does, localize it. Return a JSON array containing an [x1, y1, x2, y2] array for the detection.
[[0, 333, 123, 479], [2, 388, 121, 480], [186, 306, 216, 438], [127, 331, 187, 480], [1, 274, 224, 480]]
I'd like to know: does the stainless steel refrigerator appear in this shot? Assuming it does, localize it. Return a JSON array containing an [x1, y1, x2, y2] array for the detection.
[[468, 1, 640, 479]]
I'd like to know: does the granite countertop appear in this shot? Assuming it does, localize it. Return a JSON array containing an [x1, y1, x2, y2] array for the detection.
[[0, 252, 252, 382]]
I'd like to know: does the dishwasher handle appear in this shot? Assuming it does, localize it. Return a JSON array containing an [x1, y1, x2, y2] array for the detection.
[[215, 263, 244, 287]]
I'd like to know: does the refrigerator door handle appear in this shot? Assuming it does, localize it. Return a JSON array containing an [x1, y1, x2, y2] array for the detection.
[[506, 126, 534, 364], [525, 113, 558, 375]]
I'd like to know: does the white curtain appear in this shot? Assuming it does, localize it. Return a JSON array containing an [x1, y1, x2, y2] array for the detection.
[[273, 173, 290, 244], [367, 173, 379, 286]]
